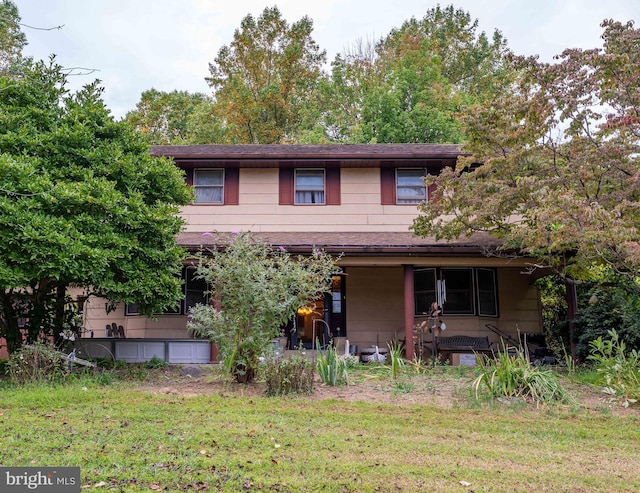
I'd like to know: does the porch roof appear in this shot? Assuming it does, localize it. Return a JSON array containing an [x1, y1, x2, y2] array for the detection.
[[177, 231, 503, 256]]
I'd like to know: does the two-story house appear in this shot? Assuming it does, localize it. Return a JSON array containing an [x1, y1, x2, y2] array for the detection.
[[77, 144, 544, 364]]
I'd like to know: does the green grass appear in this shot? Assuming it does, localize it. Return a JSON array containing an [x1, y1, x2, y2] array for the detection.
[[0, 368, 639, 492]]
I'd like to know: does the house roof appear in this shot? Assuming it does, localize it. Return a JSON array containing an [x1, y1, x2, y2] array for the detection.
[[151, 144, 465, 163], [177, 231, 502, 256]]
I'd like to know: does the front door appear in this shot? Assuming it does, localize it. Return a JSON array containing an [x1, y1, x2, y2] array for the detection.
[[286, 274, 346, 349]]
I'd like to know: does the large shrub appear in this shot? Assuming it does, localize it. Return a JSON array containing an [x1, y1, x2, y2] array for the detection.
[[576, 286, 640, 360], [188, 232, 340, 383]]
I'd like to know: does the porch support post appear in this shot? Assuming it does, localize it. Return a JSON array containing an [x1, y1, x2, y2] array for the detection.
[[403, 264, 415, 361], [565, 279, 578, 362]]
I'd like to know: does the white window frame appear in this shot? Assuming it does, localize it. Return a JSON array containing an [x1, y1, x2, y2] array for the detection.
[[294, 169, 326, 205], [194, 169, 224, 204], [396, 168, 427, 204]]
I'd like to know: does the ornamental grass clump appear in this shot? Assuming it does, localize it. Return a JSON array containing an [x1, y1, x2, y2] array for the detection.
[[473, 342, 573, 406], [387, 341, 405, 379], [263, 355, 314, 396], [317, 343, 348, 386], [587, 330, 640, 407]]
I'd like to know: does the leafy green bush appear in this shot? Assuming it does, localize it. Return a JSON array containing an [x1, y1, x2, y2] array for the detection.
[[575, 285, 640, 360], [316, 344, 348, 386], [7, 343, 69, 385], [587, 330, 640, 407], [473, 345, 573, 406], [263, 355, 314, 396], [187, 232, 340, 383], [144, 356, 168, 369]]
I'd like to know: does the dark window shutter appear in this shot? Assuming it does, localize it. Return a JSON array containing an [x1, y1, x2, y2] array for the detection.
[[326, 168, 341, 205], [224, 168, 239, 205], [279, 168, 294, 205], [380, 168, 396, 205], [427, 183, 437, 202], [184, 168, 194, 186]]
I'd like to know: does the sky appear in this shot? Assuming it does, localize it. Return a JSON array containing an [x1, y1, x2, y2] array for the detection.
[[15, 0, 640, 120]]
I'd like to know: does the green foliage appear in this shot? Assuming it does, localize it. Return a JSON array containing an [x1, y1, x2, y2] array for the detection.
[[391, 380, 415, 395], [316, 344, 348, 386], [388, 341, 405, 379], [262, 355, 314, 396], [7, 342, 68, 385], [576, 284, 640, 360], [587, 330, 640, 407], [535, 276, 569, 355], [187, 232, 340, 383], [206, 6, 326, 144], [0, 59, 192, 352], [473, 345, 573, 406], [0, 0, 26, 71], [125, 89, 222, 144], [413, 19, 640, 282], [144, 356, 168, 369], [315, 5, 510, 143]]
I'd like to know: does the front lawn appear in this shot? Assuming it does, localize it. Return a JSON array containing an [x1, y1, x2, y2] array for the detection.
[[0, 365, 638, 492]]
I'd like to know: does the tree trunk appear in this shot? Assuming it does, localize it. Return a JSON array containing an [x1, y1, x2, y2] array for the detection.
[[53, 283, 67, 348], [0, 290, 21, 354], [233, 362, 256, 384]]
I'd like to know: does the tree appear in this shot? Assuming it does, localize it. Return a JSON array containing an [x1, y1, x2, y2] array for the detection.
[[0, 59, 192, 353], [0, 0, 26, 72], [206, 6, 326, 144], [315, 5, 510, 143], [412, 19, 640, 284], [187, 232, 340, 383], [125, 89, 226, 144]]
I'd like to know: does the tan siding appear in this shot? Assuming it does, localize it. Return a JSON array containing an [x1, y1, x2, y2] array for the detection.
[[180, 168, 421, 232], [81, 297, 191, 339], [345, 267, 405, 350], [493, 268, 542, 337]]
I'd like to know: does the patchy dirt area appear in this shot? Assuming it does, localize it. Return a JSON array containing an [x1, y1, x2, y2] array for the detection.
[[140, 365, 638, 417]]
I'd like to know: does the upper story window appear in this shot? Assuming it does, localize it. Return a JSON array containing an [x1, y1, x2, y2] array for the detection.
[[194, 169, 224, 204], [279, 168, 340, 205], [295, 169, 325, 204], [396, 168, 427, 204], [380, 167, 435, 205]]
